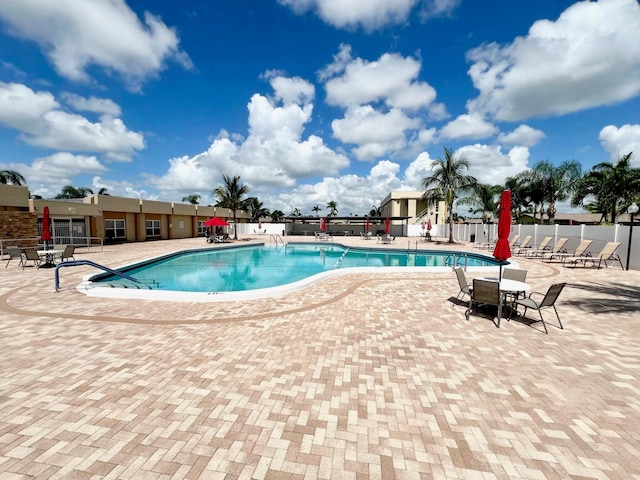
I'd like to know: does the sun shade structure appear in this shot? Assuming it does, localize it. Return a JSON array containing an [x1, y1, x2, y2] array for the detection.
[[204, 216, 230, 227], [493, 190, 512, 280]]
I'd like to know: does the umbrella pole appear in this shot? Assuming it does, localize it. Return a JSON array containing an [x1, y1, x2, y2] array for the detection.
[[499, 262, 503, 281]]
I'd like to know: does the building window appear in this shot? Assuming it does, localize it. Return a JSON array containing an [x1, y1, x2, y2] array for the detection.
[[197, 221, 207, 236], [146, 220, 161, 237], [105, 219, 125, 240]]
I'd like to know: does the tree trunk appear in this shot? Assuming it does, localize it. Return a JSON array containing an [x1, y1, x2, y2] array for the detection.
[[448, 204, 455, 243]]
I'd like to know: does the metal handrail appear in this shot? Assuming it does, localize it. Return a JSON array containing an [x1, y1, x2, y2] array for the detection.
[[54, 259, 144, 292], [1, 236, 103, 257]]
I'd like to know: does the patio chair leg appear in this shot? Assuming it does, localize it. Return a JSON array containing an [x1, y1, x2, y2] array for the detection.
[[553, 306, 563, 330], [537, 310, 548, 334]]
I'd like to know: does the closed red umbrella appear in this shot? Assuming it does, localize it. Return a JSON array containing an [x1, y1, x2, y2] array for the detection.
[[493, 190, 512, 280], [365, 217, 370, 232], [320, 217, 326, 232], [427, 218, 432, 232], [40, 206, 52, 248], [385, 217, 390, 234]]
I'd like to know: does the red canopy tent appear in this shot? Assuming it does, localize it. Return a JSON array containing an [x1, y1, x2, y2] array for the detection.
[[492, 190, 512, 280]]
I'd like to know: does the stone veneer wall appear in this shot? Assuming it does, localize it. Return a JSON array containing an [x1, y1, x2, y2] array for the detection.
[[0, 211, 39, 248]]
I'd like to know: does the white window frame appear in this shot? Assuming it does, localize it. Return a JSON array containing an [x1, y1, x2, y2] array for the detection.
[[105, 219, 126, 239], [146, 219, 161, 237]]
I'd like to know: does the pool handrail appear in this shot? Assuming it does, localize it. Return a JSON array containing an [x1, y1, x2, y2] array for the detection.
[[54, 259, 145, 292]]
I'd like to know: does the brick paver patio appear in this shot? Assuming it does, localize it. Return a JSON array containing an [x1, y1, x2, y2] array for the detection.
[[1, 236, 639, 479]]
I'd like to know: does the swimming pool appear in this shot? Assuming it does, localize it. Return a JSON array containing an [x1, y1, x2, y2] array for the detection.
[[82, 242, 505, 301]]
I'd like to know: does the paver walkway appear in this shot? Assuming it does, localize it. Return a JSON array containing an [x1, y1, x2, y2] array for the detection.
[[1, 237, 639, 479]]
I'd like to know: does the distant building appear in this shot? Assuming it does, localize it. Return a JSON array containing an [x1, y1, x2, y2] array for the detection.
[[0, 184, 249, 247], [379, 191, 447, 226]]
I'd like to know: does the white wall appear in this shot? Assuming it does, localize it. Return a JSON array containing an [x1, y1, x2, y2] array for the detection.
[[447, 223, 640, 270]]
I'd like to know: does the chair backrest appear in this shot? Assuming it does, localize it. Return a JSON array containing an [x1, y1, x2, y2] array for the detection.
[[502, 268, 527, 282], [540, 282, 567, 307], [455, 267, 469, 289], [535, 237, 552, 250], [519, 235, 532, 248], [7, 245, 22, 258], [23, 249, 40, 261], [509, 234, 520, 245], [552, 237, 568, 253], [472, 279, 501, 306], [62, 245, 75, 259], [597, 242, 620, 259], [573, 240, 593, 257]]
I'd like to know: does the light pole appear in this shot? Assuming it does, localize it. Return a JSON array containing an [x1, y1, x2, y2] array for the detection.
[[626, 202, 639, 271]]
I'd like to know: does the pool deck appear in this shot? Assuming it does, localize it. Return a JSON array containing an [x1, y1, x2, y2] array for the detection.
[[1, 235, 639, 479]]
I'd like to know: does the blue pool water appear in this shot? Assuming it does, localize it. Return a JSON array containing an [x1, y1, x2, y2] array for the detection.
[[92, 243, 501, 293]]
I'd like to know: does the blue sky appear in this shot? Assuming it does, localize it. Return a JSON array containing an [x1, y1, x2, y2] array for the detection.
[[1, 0, 640, 216]]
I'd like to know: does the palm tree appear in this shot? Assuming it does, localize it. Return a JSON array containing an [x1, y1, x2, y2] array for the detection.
[[270, 210, 284, 222], [369, 205, 381, 217], [458, 183, 502, 223], [0, 170, 26, 185], [291, 208, 302, 217], [572, 152, 640, 223], [98, 187, 109, 195], [422, 147, 478, 243], [327, 200, 338, 217], [532, 160, 582, 224], [182, 194, 201, 205], [55, 185, 93, 199], [312, 204, 321, 217], [246, 197, 270, 222], [212, 175, 250, 240]]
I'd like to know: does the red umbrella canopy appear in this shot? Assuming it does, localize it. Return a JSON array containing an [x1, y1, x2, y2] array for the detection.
[[320, 217, 327, 232], [385, 217, 390, 234], [427, 218, 432, 231], [492, 190, 512, 262], [40, 206, 52, 242], [204, 216, 230, 227]]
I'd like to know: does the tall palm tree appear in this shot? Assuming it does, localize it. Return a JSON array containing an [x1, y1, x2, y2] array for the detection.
[[532, 160, 582, 224], [291, 208, 302, 217], [182, 194, 201, 205], [457, 183, 502, 222], [312, 204, 321, 217], [0, 169, 26, 185], [327, 200, 338, 217], [270, 209, 284, 222], [572, 152, 640, 223], [212, 175, 250, 240], [422, 147, 478, 243], [246, 197, 270, 222], [55, 185, 93, 199]]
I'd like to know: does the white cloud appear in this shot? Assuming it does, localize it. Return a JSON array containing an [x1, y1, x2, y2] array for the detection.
[[420, 0, 461, 20], [276, 0, 419, 31], [0, 0, 192, 91], [322, 45, 440, 112], [599, 124, 640, 166], [15, 152, 106, 198], [332, 106, 420, 160], [146, 74, 350, 195], [439, 113, 497, 140], [456, 144, 530, 185], [61, 93, 122, 116], [497, 124, 546, 147], [0, 82, 144, 161], [320, 45, 445, 160], [466, 0, 640, 121]]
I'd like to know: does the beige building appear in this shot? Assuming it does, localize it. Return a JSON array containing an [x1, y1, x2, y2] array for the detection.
[[0, 184, 249, 250], [380, 191, 447, 226]]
